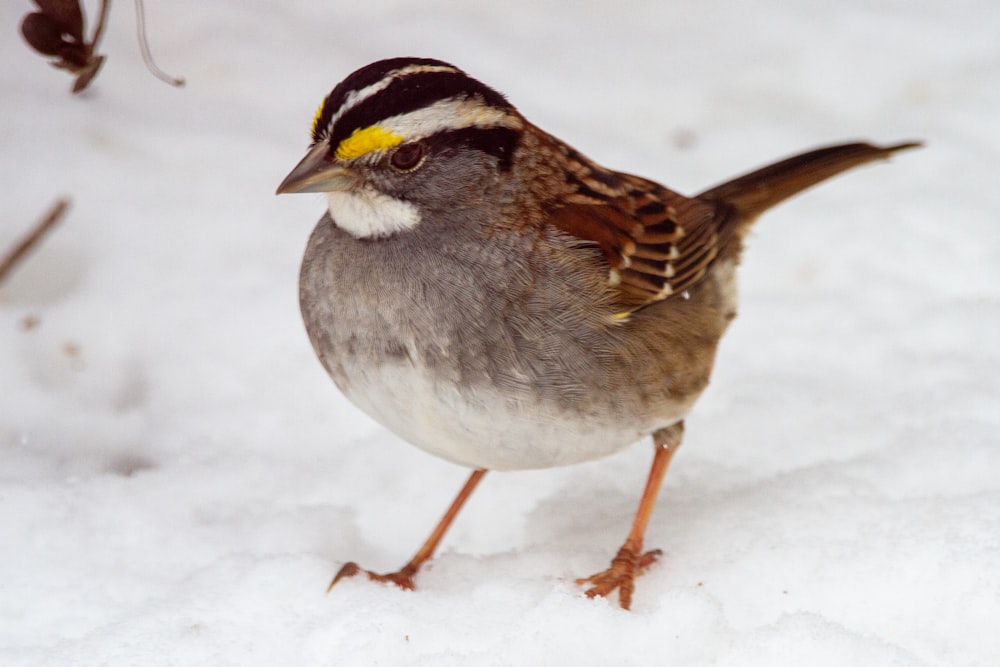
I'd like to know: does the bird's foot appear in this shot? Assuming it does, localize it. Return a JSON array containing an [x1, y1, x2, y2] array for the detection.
[[327, 561, 420, 592], [576, 546, 662, 610]]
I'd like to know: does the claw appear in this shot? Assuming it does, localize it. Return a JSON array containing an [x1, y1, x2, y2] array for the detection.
[[325, 470, 488, 597], [327, 561, 419, 593], [576, 546, 662, 610]]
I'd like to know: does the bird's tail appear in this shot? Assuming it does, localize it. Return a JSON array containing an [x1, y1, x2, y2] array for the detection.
[[698, 141, 921, 222]]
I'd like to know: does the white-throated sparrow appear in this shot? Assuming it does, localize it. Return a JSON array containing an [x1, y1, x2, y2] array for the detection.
[[277, 57, 918, 610]]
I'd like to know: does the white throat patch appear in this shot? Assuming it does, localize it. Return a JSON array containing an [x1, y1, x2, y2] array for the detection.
[[326, 187, 421, 238]]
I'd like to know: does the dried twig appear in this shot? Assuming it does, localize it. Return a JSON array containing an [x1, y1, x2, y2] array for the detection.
[[90, 0, 111, 51], [0, 198, 70, 285]]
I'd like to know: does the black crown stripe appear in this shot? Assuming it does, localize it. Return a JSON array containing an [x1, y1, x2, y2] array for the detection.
[[323, 70, 514, 156], [311, 57, 453, 144]]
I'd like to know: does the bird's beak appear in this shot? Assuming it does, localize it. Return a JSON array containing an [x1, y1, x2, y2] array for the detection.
[[276, 143, 356, 195]]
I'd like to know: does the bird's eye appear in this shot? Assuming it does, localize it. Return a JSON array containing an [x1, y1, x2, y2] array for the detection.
[[390, 143, 425, 171]]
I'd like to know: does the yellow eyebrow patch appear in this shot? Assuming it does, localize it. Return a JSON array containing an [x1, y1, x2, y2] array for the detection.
[[311, 99, 326, 138], [335, 125, 404, 160]]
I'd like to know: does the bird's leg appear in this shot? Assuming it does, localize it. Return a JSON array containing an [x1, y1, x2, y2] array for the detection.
[[577, 421, 683, 610], [328, 468, 487, 592]]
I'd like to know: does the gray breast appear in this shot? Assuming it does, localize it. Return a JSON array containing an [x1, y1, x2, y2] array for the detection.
[[300, 213, 629, 410]]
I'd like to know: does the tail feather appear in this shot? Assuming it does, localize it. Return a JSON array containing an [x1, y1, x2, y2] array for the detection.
[[698, 141, 922, 221]]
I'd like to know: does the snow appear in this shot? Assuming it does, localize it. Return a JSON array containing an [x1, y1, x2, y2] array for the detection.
[[2, 0, 998, 665]]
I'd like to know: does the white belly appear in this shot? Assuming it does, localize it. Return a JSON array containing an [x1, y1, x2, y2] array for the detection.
[[342, 362, 666, 471]]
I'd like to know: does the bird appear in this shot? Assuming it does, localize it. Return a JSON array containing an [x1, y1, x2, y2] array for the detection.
[[276, 57, 918, 610]]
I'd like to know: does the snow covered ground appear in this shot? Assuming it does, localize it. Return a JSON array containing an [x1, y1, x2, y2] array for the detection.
[[2, 0, 998, 664]]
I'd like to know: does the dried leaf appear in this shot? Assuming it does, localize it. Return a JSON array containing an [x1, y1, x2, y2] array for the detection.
[[20, 12, 64, 56], [34, 0, 84, 41], [71, 55, 105, 93], [57, 40, 90, 69]]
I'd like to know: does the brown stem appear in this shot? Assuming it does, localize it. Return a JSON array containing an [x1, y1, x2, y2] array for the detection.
[[71, 0, 111, 93], [90, 0, 111, 56], [0, 199, 70, 285]]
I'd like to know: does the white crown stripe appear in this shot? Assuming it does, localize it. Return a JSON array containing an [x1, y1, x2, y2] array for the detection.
[[375, 97, 523, 143], [323, 64, 461, 140]]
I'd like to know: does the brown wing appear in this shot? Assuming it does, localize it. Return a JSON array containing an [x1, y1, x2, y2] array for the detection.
[[547, 140, 921, 310], [549, 172, 730, 310]]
